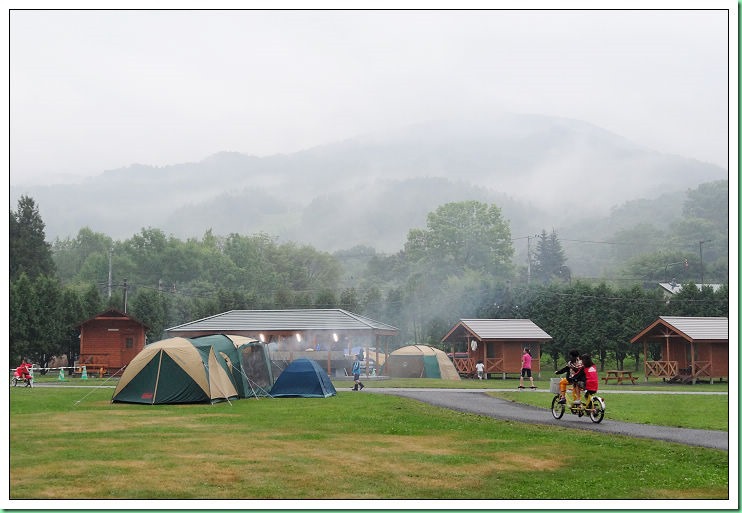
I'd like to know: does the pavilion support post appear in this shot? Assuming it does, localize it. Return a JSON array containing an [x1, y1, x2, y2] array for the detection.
[[664, 333, 679, 378], [364, 346, 369, 377], [690, 341, 696, 385], [665, 335, 671, 379], [709, 350, 714, 384], [327, 344, 331, 376], [482, 339, 487, 380], [500, 341, 506, 380], [643, 341, 648, 382], [384, 338, 389, 376], [537, 343, 541, 378], [375, 335, 380, 376]]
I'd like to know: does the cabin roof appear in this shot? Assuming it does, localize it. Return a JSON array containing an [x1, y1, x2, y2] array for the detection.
[[77, 308, 149, 329], [442, 318, 552, 343], [630, 316, 728, 344]]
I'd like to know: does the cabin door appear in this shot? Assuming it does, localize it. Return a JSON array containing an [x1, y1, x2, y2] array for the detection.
[[119, 334, 138, 368]]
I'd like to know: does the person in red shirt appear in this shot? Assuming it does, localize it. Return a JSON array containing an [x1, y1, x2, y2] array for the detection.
[[14, 361, 32, 385], [581, 353, 599, 399]]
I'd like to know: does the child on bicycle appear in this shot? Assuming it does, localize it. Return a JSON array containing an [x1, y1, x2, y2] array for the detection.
[[554, 350, 582, 404], [15, 361, 32, 386], [581, 354, 599, 402]]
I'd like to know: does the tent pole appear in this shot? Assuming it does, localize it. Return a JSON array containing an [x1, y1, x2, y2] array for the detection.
[[327, 345, 331, 377]]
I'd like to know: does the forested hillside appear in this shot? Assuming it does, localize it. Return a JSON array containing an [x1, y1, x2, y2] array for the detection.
[[10, 115, 726, 262], [9, 179, 729, 370]]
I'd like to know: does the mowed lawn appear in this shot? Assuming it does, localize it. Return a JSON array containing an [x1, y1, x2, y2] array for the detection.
[[490, 390, 730, 431], [9, 385, 729, 501]]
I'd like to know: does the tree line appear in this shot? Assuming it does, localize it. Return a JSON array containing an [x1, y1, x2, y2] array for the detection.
[[9, 193, 728, 370]]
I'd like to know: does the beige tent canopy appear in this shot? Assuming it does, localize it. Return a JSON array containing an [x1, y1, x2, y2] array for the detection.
[[385, 345, 460, 380]]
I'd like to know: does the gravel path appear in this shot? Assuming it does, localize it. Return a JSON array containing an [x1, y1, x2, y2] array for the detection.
[[363, 388, 729, 451]]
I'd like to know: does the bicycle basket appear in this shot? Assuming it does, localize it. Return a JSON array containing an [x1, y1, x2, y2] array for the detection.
[[549, 378, 561, 394]]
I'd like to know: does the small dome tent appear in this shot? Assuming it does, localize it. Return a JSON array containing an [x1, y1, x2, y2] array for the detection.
[[111, 334, 273, 404], [270, 358, 337, 398], [385, 345, 461, 380]]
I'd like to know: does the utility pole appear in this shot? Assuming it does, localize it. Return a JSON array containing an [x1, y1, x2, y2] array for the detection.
[[527, 235, 532, 285], [699, 240, 712, 287], [108, 247, 113, 299], [123, 279, 128, 313]]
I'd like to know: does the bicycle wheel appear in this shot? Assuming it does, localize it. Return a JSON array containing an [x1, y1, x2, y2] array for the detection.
[[551, 395, 565, 419], [589, 396, 605, 423]]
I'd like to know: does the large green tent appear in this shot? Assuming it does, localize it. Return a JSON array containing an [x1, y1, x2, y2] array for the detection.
[[111, 334, 273, 404]]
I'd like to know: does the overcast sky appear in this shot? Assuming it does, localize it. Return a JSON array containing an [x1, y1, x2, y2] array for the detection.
[[7, 6, 736, 186]]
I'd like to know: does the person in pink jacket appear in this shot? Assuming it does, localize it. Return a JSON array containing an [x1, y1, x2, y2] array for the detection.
[[518, 348, 536, 389], [582, 354, 599, 395]]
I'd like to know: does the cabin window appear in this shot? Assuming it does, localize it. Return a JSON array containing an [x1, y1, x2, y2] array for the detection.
[[126, 338, 134, 349]]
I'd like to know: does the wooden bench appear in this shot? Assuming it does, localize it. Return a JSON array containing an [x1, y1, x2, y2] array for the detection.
[[603, 370, 637, 385]]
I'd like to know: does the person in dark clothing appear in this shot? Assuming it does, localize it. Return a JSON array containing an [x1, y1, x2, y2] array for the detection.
[[554, 350, 582, 404], [352, 354, 365, 391]]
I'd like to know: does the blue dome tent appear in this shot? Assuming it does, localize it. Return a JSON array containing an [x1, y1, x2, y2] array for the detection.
[[270, 358, 337, 398]]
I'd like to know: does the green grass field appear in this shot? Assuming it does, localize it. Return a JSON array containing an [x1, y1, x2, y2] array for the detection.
[[9, 381, 729, 501]]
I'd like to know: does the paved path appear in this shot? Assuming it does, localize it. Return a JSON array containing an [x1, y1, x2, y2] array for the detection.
[[363, 388, 729, 451]]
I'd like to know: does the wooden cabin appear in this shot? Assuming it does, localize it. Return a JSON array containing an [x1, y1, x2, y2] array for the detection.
[[630, 316, 728, 384], [76, 309, 149, 376], [440, 319, 552, 379]]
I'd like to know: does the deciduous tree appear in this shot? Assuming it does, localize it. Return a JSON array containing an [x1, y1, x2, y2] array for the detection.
[[405, 200, 514, 279]]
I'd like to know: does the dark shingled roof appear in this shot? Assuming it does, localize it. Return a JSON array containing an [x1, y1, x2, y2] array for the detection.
[[166, 309, 398, 336]]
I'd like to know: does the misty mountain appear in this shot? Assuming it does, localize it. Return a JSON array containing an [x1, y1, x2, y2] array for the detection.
[[11, 113, 726, 258]]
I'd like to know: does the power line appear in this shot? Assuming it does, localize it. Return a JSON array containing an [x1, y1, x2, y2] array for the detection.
[[118, 278, 726, 309], [513, 235, 713, 248]]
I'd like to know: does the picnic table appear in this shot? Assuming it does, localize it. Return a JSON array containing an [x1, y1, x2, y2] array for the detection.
[[603, 369, 637, 385]]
